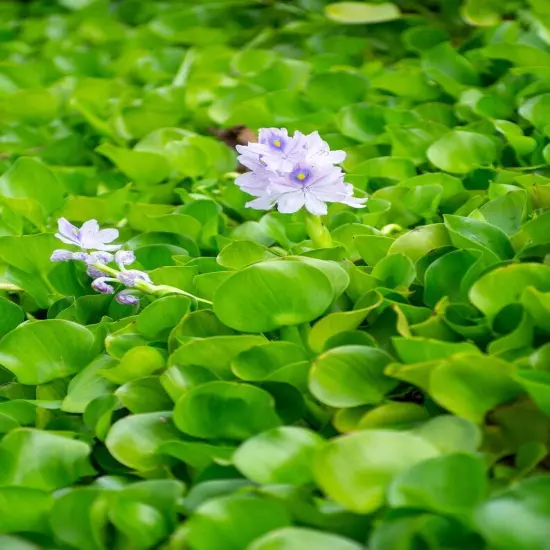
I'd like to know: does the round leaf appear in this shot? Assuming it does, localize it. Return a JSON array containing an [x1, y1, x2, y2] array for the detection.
[[214, 261, 334, 332], [174, 381, 281, 440], [0, 320, 96, 384], [427, 131, 497, 173], [233, 426, 323, 485], [325, 2, 401, 24], [310, 345, 397, 407], [315, 430, 440, 513]]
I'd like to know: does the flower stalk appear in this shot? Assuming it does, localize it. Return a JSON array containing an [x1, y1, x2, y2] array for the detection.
[[305, 213, 333, 249], [51, 218, 211, 306]]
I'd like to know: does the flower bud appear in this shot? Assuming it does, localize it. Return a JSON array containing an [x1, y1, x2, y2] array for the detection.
[[91, 278, 115, 294], [87, 251, 114, 265], [116, 291, 139, 306], [115, 250, 136, 268], [118, 269, 151, 287], [50, 249, 74, 262]]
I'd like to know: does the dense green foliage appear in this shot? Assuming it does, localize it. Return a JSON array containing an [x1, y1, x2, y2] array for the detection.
[[1, 0, 550, 548]]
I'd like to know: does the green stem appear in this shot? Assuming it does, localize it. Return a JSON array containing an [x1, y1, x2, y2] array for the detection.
[[305, 213, 333, 249], [173, 48, 196, 87], [151, 284, 213, 305]]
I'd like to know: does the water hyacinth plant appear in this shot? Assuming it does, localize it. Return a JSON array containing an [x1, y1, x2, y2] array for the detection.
[[2, 0, 550, 549]]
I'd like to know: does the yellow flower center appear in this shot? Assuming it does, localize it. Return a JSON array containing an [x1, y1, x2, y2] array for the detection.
[[273, 139, 281, 147], [296, 172, 306, 181]]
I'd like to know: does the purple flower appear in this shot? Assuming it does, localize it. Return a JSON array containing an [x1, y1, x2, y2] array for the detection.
[[55, 218, 121, 252], [87, 265, 104, 279], [91, 277, 115, 294], [118, 270, 152, 287], [235, 128, 363, 215], [261, 163, 366, 216], [72, 252, 90, 261], [50, 249, 74, 262], [115, 250, 136, 269], [116, 290, 140, 306], [87, 251, 114, 265], [300, 131, 346, 168], [237, 128, 307, 173]]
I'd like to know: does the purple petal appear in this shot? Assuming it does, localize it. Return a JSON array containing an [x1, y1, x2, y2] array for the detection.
[[72, 252, 90, 261], [56, 218, 81, 246], [50, 249, 74, 262], [118, 269, 151, 287], [87, 265, 104, 279], [115, 291, 140, 306], [115, 250, 136, 268], [87, 251, 114, 265], [91, 278, 115, 294]]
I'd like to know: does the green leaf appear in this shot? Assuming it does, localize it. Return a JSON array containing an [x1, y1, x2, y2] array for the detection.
[[514, 370, 550, 418], [136, 295, 191, 340], [325, 2, 400, 24], [0, 320, 96, 384], [96, 143, 171, 186], [231, 342, 308, 381], [470, 264, 550, 317], [0, 157, 64, 227], [250, 528, 363, 550], [308, 292, 382, 354], [61, 355, 117, 414], [174, 381, 281, 441], [393, 337, 480, 363], [429, 354, 523, 423], [444, 214, 514, 260], [304, 71, 367, 111], [233, 426, 323, 485], [310, 345, 397, 407], [217, 240, 273, 269], [427, 131, 497, 174], [105, 412, 181, 471], [388, 453, 487, 515], [315, 430, 440, 513], [50, 488, 108, 550], [116, 377, 173, 414], [476, 477, 550, 550], [99, 346, 165, 384], [388, 224, 451, 262], [186, 495, 291, 550], [372, 253, 416, 289], [0, 487, 53, 534], [108, 497, 168, 549], [169, 335, 267, 379], [160, 364, 217, 402], [414, 415, 482, 454], [0, 429, 92, 491], [0, 296, 25, 338], [213, 261, 334, 333]]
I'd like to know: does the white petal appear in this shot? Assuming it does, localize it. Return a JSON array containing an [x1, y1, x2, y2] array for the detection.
[[235, 172, 270, 193], [80, 219, 99, 236], [277, 191, 305, 214], [246, 196, 274, 210], [55, 233, 80, 246], [341, 196, 368, 208], [304, 193, 328, 215], [96, 228, 119, 244]]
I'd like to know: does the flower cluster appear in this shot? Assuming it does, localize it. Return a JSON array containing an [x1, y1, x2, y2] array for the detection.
[[235, 128, 366, 216], [51, 218, 150, 306]]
